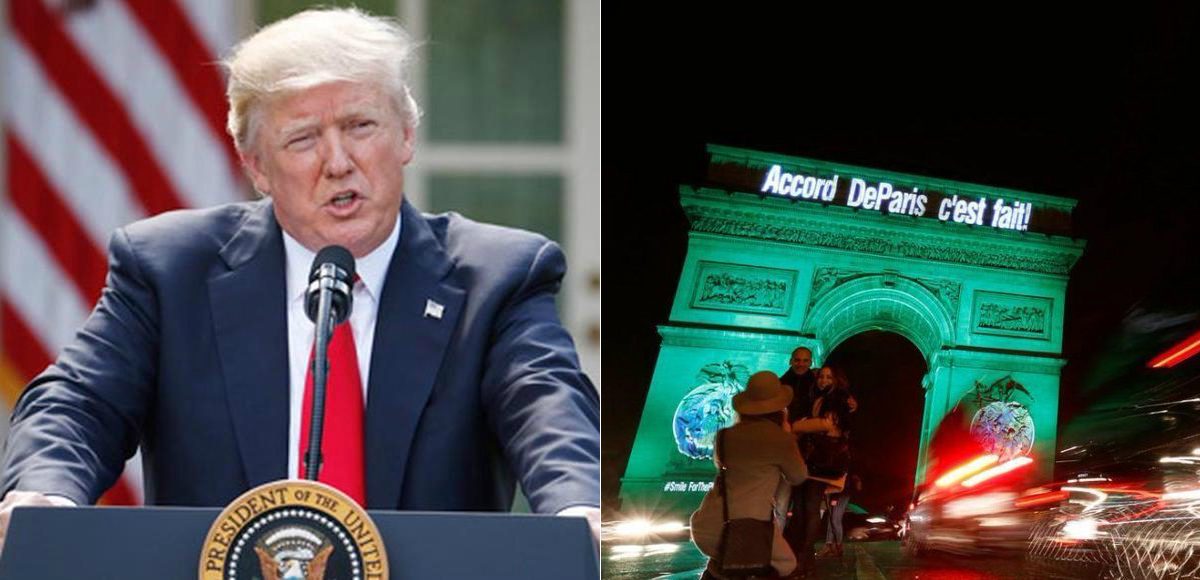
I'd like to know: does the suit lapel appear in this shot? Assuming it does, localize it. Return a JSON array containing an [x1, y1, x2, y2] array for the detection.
[[208, 200, 290, 487], [365, 201, 465, 508]]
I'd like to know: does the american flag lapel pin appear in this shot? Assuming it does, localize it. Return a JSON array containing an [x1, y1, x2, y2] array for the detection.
[[424, 299, 445, 320]]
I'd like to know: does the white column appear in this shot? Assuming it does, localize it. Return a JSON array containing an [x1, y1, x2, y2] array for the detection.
[[398, 0, 429, 210], [0, 0, 11, 433], [235, 0, 257, 38], [566, 0, 601, 385]]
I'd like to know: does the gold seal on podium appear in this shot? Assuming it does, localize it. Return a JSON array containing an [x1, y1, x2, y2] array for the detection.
[[199, 480, 388, 580]]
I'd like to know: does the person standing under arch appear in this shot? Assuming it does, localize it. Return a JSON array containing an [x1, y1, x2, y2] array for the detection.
[[786, 364, 855, 575]]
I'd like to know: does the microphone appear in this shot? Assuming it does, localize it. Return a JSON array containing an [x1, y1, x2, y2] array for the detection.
[[305, 245, 356, 325], [302, 245, 356, 481]]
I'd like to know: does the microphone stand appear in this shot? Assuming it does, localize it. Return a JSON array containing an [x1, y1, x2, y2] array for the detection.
[[303, 273, 339, 481]]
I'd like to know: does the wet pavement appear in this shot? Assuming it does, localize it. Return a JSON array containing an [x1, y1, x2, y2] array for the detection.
[[603, 540, 1039, 579]]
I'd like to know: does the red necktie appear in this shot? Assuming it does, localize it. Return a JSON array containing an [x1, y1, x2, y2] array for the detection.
[[298, 317, 366, 505]]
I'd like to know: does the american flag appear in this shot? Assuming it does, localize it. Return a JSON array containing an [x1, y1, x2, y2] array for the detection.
[[2, 0, 244, 504]]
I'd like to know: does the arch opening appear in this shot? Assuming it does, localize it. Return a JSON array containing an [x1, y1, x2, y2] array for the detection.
[[824, 330, 927, 517]]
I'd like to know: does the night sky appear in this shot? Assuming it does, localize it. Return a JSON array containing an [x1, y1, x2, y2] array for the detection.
[[602, 6, 1200, 511]]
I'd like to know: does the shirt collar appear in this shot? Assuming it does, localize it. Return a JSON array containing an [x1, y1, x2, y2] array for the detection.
[[282, 214, 403, 305]]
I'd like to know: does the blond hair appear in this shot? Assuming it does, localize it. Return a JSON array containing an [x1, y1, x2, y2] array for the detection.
[[223, 7, 421, 153]]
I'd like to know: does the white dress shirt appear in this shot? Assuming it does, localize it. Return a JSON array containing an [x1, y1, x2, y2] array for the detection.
[[282, 218, 401, 479]]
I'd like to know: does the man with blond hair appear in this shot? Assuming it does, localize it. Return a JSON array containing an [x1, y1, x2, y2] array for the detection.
[[0, 8, 599, 546]]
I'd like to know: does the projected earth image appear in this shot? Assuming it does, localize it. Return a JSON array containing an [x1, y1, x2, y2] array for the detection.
[[671, 362, 747, 460], [672, 384, 736, 459]]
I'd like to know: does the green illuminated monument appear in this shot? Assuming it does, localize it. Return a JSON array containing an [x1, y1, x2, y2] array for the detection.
[[619, 145, 1086, 516]]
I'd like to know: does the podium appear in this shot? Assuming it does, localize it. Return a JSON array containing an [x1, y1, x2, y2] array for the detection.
[[0, 506, 598, 579]]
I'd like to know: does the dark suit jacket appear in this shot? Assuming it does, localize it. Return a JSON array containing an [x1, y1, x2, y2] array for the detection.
[[0, 199, 600, 514]]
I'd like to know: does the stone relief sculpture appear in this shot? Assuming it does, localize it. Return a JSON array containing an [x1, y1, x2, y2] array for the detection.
[[977, 302, 1047, 334], [806, 267, 863, 311], [967, 375, 1036, 462], [697, 272, 787, 310], [916, 278, 963, 317], [691, 262, 795, 315], [685, 209, 1078, 275]]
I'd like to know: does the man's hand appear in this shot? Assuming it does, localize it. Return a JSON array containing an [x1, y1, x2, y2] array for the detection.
[[0, 491, 75, 555]]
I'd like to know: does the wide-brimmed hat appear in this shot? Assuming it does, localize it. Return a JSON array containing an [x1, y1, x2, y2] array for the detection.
[[732, 371, 793, 415]]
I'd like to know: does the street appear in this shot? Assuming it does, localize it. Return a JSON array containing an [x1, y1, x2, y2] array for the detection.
[[603, 540, 1039, 579]]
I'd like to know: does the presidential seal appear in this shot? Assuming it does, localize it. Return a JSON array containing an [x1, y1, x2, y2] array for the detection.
[[200, 480, 388, 580]]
